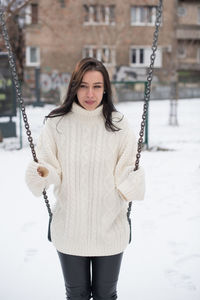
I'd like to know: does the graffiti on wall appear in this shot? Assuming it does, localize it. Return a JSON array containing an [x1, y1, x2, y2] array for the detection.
[[41, 71, 71, 93], [113, 65, 159, 83], [113, 66, 146, 82]]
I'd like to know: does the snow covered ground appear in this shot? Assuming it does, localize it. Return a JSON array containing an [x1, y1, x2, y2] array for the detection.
[[0, 98, 200, 300]]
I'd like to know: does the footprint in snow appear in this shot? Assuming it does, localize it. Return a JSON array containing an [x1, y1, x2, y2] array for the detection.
[[24, 248, 38, 263], [165, 269, 196, 291], [174, 254, 200, 266], [168, 240, 187, 256], [187, 215, 200, 222], [141, 219, 157, 234], [21, 221, 36, 232], [165, 250, 200, 291]]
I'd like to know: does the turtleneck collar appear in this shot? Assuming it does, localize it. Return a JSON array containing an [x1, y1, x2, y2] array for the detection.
[[71, 101, 103, 119]]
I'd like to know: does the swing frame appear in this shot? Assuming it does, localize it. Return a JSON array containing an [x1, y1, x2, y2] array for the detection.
[[0, 0, 163, 243]]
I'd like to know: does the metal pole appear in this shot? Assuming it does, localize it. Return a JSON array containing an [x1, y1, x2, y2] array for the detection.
[[144, 81, 149, 149], [33, 67, 43, 107], [19, 103, 22, 149]]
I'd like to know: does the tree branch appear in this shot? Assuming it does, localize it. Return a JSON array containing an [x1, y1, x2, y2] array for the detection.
[[5, 0, 32, 20]]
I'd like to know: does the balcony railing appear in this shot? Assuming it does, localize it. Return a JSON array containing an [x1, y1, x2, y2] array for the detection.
[[176, 25, 200, 40], [178, 0, 200, 2], [178, 62, 200, 71]]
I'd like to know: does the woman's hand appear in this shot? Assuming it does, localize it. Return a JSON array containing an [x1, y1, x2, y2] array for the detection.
[[37, 166, 49, 177]]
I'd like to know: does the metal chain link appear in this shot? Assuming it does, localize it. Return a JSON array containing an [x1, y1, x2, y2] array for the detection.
[[0, 8, 53, 223], [127, 0, 163, 243], [0, 0, 163, 244]]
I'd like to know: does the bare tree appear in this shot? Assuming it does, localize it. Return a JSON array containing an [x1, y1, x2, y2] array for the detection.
[[0, 0, 32, 82]]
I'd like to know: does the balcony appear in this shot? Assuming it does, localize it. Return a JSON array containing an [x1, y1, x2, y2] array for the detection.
[[178, 0, 200, 2], [176, 25, 200, 40], [178, 63, 200, 71]]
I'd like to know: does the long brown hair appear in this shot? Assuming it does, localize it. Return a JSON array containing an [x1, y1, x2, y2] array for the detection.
[[45, 57, 123, 132]]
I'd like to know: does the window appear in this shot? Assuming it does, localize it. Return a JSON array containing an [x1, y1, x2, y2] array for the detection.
[[26, 46, 40, 66], [101, 5, 106, 23], [25, 5, 31, 24], [177, 6, 186, 17], [197, 48, 200, 63], [25, 3, 38, 24], [83, 5, 115, 25], [198, 7, 200, 24], [131, 6, 156, 26], [59, 0, 66, 8], [178, 45, 186, 58], [131, 48, 144, 64], [83, 46, 115, 66], [130, 46, 162, 67], [109, 5, 115, 24], [131, 6, 137, 23], [92, 5, 99, 22], [83, 4, 89, 22], [31, 4, 38, 24]]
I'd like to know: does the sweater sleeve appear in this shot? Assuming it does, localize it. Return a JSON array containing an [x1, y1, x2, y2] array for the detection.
[[24, 118, 62, 197], [114, 117, 145, 203]]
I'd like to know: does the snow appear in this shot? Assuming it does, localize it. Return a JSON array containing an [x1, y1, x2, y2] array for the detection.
[[0, 98, 200, 300]]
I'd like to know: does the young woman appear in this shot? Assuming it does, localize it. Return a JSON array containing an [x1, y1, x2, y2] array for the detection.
[[25, 57, 145, 300]]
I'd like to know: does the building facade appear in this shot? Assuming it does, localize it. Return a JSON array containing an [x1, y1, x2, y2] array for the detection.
[[23, 0, 200, 102], [176, 0, 200, 83]]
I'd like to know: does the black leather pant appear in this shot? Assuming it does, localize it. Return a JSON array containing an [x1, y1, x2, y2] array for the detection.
[[57, 250, 123, 300]]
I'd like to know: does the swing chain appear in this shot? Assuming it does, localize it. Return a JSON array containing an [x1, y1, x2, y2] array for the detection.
[[127, 0, 163, 243], [0, 8, 53, 220]]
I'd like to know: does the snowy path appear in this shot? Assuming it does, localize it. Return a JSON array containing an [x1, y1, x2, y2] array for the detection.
[[0, 99, 200, 300]]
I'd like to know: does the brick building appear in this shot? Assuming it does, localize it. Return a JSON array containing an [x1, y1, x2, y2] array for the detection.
[[23, 0, 200, 102]]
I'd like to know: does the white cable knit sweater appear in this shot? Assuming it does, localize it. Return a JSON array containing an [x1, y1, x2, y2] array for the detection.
[[25, 101, 145, 256]]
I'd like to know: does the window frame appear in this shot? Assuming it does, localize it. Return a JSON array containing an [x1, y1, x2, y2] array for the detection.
[[25, 3, 39, 25], [25, 5, 31, 25], [82, 45, 116, 66], [26, 46, 40, 67], [197, 48, 200, 63], [31, 3, 38, 24], [198, 7, 200, 25], [177, 45, 187, 59], [129, 46, 162, 68], [177, 6, 187, 17], [130, 47, 145, 67], [83, 4, 116, 25], [130, 5, 157, 26]]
